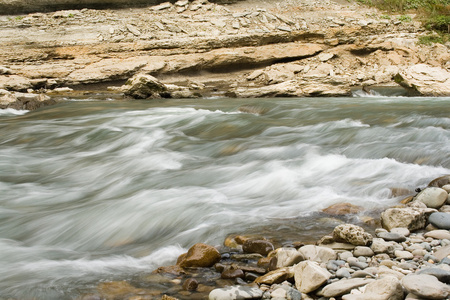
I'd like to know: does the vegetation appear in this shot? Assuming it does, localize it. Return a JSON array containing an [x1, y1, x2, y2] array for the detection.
[[357, 0, 450, 41]]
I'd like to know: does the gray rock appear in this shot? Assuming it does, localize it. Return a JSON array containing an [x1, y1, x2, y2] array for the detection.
[[428, 212, 450, 229], [353, 246, 374, 257], [333, 224, 373, 246], [402, 274, 450, 299], [349, 260, 369, 270], [391, 227, 410, 237], [336, 268, 352, 278], [209, 285, 264, 300], [417, 268, 450, 284], [415, 187, 448, 208], [294, 260, 331, 293], [286, 287, 302, 300], [377, 231, 407, 242], [318, 278, 375, 297]]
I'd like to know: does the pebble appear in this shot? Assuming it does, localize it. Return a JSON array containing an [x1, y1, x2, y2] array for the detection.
[[377, 231, 407, 242], [395, 250, 414, 260], [336, 268, 352, 278], [417, 267, 450, 284], [428, 212, 450, 229], [353, 246, 374, 257]]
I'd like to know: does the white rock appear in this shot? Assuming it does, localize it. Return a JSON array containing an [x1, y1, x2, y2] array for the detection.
[[209, 285, 264, 300], [415, 187, 448, 208], [318, 278, 375, 297], [298, 245, 337, 263], [269, 248, 304, 268], [333, 224, 373, 246], [342, 276, 403, 300], [402, 274, 450, 299], [394, 250, 414, 260], [294, 261, 331, 293]]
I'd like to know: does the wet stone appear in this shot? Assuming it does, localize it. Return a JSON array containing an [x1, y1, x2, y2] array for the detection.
[[182, 278, 199, 291], [243, 239, 274, 256]]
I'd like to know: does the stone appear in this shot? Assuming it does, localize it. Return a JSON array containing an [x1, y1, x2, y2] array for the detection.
[[178, 243, 221, 268], [243, 239, 274, 256], [390, 227, 410, 237], [428, 212, 450, 229], [394, 250, 414, 260], [415, 188, 448, 209], [417, 268, 450, 284], [97, 281, 150, 298], [442, 185, 450, 193], [402, 274, 450, 299], [428, 175, 450, 188], [318, 53, 334, 62], [294, 261, 331, 293], [221, 268, 244, 279], [0, 66, 12, 75], [424, 230, 450, 240], [182, 278, 198, 291], [394, 64, 450, 96], [322, 203, 363, 215], [342, 276, 403, 300], [317, 278, 375, 297], [333, 224, 373, 246], [380, 207, 428, 231], [370, 238, 396, 255], [254, 267, 294, 285], [298, 245, 337, 263], [0, 91, 55, 110], [0, 75, 33, 91], [336, 268, 352, 278], [376, 231, 407, 242], [126, 24, 141, 36], [209, 285, 263, 300], [122, 74, 167, 99], [151, 2, 172, 11], [434, 245, 450, 261], [268, 247, 304, 268]]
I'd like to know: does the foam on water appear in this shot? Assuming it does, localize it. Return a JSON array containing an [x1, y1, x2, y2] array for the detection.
[[0, 96, 449, 298]]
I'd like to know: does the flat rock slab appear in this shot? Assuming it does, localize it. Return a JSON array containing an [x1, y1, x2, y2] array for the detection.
[[318, 278, 375, 297]]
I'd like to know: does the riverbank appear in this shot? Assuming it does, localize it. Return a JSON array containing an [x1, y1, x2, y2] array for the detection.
[[77, 175, 450, 300], [1, 0, 450, 110]]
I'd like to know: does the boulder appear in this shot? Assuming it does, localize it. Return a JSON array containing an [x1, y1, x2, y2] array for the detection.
[[242, 239, 274, 256], [342, 276, 403, 300], [394, 64, 450, 96], [428, 212, 450, 230], [380, 207, 429, 231], [298, 245, 337, 263], [402, 274, 450, 299], [415, 187, 448, 209], [178, 243, 221, 268], [209, 285, 263, 300], [0, 75, 33, 91], [332, 224, 373, 246], [317, 278, 375, 297], [268, 247, 304, 268], [0, 91, 56, 110], [122, 73, 167, 99], [294, 261, 331, 293]]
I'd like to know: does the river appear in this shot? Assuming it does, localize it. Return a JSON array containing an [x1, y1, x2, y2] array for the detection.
[[0, 94, 449, 299]]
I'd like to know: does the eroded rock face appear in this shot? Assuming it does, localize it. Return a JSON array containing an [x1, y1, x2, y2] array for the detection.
[[178, 243, 221, 268], [394, 64, 450, 96]]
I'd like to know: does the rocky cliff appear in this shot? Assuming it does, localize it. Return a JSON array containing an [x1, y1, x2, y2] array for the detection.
[[0, 0, 449, 109]]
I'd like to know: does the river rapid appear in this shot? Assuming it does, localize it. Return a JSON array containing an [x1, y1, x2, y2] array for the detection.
[[0, 95, 449, 299]]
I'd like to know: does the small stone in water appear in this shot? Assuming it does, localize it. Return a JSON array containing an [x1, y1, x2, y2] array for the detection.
[[182, 278, 198, 291]]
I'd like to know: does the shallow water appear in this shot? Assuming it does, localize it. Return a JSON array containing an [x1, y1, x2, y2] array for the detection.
[[0, 95, 449, 299]]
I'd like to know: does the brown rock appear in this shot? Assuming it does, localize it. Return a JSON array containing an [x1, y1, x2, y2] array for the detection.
[[243, 239, 274, 256], [182, 278, 198, 291], [254, 267, 294, 285], [322, 203, 363, 215], [178, 243, 221, 268], [97, 281, 154, 298], [153, 265, 186, 276], [221, 268, 245, 279]]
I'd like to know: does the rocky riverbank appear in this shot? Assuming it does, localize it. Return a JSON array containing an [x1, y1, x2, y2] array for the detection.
[[76, 175, 450, 300], [1, 0, 450, 110]]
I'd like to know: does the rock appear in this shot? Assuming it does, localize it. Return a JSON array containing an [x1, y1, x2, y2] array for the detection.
[[380, 207, 428, 231], [333, 224, 373, 246], [0, 91, 56, 110], [394, 64, 450, 96], [342, 276, 403, 300], [318, 53, 334, 62], [353, 246, 374, 257], [221, 268, 244, 279], [126, 24, 141, 36], [428, 212, 450, 229], [376, 231, 407, 242], [370, 238, 395, 254], [390, 227, 410, 237], [294, 261, 331, 293], [317, 278, 375, 297], [97, 281, 150, 298], [322, 203, 363, 215], [417, 268, 450, 284], [178, 243, 221, 268], [0, 66, 12, 75], [271, 287, 287, 298], [182, 278, 198, 291], [151, 2, 172, 11], [434, 245, 450, 261], [268, 247, 304, 268], [243, 239, 274, 256], [424, 230, 450, 240], [394, 250, 414, 260], [254, 267, 294, 285], [298, 245, 337, 263], [415, 188, 448, 209], [0, 75, 33, 91], [402, 274, 450, 299], [122, 74, 167, 99], [336, 268, 352, 278], [429, 175, 450, 188], [209, 285, 263, 300]]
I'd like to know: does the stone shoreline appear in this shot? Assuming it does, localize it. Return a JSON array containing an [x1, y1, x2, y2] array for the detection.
[[79, 175, 450, 300], [1, 0, 450, 110]]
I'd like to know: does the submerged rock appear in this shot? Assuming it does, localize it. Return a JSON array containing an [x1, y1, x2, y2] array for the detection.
[[322, 203, 363, 215], [178, 243, 221, 268]]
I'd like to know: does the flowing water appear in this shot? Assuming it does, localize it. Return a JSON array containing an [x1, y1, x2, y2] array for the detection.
[[0, 95, 449, 299]]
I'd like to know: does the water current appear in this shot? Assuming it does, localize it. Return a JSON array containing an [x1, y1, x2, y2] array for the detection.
[[0, 95, 449, 299]]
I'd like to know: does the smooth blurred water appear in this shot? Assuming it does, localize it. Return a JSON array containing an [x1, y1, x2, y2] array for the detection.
[[0, 95, 449, 299]]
